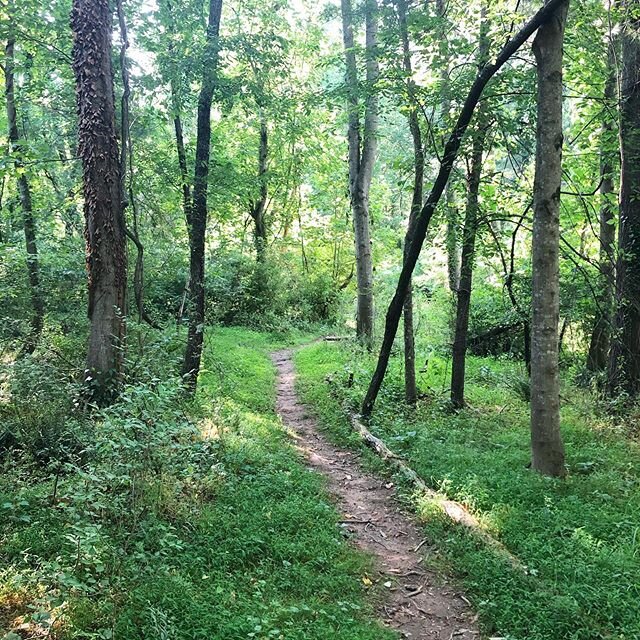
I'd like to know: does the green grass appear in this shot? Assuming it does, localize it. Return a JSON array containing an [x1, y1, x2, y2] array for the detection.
[[295, 340, 640, 640], [0, 327, 395, 640]]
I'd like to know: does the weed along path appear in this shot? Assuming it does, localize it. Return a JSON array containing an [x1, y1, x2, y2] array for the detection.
[[271, 349, 479, 640]]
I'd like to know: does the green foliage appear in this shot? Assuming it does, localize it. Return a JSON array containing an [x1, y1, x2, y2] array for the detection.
[[295, 339, 640, 640], [0, 328, 393, 639], [206, 251, 344, 331]]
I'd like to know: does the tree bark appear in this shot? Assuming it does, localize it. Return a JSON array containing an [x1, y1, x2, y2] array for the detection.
[[5, 34, 44, 355], [395, 0, 423, 405], [341, 0, 378, 348], [360, 0, 569, 419], [181, 0, 223, 391], [71, 0, 127, 403], [529, 0, 568, 477], [586, 42, 617, 372], [608, 5, 640, 395], [250, 117, 268, 261], [436, 0, 459, 294], [450, 10, 489, 409]]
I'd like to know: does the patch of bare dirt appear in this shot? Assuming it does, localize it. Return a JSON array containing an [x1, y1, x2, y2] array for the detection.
[[271, 349, 480, 640]]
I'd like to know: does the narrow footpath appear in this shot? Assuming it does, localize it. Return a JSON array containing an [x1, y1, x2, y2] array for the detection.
[[271, 349, 479, 640]]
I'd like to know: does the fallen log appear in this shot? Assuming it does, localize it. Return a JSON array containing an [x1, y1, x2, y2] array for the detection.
[[347, 409, 525, 571]]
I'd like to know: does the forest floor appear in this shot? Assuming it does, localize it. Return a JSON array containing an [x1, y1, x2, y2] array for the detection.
[[271, 348, 478, 640], [294, 339, 640, 640]]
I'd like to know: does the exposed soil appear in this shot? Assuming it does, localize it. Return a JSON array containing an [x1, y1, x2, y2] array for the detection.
[[271, 349, 480, 640]]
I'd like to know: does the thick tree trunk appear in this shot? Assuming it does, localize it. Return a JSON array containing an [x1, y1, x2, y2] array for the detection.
[[181, 0, 223, 391], [529, 0, 568, 477], [450, 12, 489, 409], [5, 35, 44, 355], [71, 0, 127, 403], [608, 8, 640, 395], [396, 0, 423, 405], [250, 118, 268, 262], [360, 0, 568, 418], [341, 0, 378, 348], [587, 43, 617, 372]]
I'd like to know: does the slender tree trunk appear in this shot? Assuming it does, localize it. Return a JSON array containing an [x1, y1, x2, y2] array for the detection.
[[436, 0, 459, 294], [341, 0, 378, 348], [250, 117, 268, 262], [450, 11, 489, 409], [173, 109, 191, 214], [529, 0, 568, 477], [396, 0, 423, 405], [5, 34, 44, 355], [608, 6, 640, 395], [360, 0, 568, 418], [71, 0, 127, 403], [182, 0, 223, 391], [587, 43, 617, 372], [116, 0, 158, 329]]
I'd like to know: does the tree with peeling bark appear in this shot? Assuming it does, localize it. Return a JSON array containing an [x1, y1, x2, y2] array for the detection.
[[341, 0, 378, 349], [181, 0, 223, 392], [5, 23, 44, 356], [71, 0, 127, 403], [608, 2, 640, 396], [529, 0, 569, 477]]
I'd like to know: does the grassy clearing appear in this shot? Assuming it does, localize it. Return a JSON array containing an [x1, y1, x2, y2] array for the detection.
[[1, 327, 394, 640], [295, 340, 640, 640]]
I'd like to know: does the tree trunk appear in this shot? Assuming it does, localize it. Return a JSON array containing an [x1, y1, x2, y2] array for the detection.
[[450, 10, 489, 409], [586, 42, 617, 373], [341, 0, 378, 349], [395, 0, 423, 405], [250, 117, 268, 262], [360, 0, 568, 418], [529, 0, 568, 477], [181, 0, 223, 391], [608, 8, 640, 395], [436, 0, 459, 294], [5, 34, 44, 355], [116, 0, 158, 330], [71, 0, 127, 403]]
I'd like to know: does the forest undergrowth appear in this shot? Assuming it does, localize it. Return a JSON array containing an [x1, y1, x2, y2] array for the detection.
[[0, 327, 392, 640], [295, 339, 640, 640]]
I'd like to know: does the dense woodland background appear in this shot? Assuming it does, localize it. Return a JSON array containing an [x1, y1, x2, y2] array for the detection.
[[2, 0, 640, 638]]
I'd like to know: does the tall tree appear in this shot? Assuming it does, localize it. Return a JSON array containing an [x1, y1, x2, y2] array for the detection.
[[586, 41, 617, 372], [436, 0, 459, 294], [360, 0, 568, 418], [341, 0, 379, 348], [395, 0, 423, 405], [116, 0, 158, 329], [71, 0, 127, 402], [5, 27, 44, 355], [249, 116, 269, 261], [450, 8, 489, 409], [608, 2, 640, 394], [529, 0, 569, 477], [181, 0, 223, 390]]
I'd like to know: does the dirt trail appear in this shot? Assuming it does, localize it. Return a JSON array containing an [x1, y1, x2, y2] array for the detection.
[[271, 349, 479, 640]]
